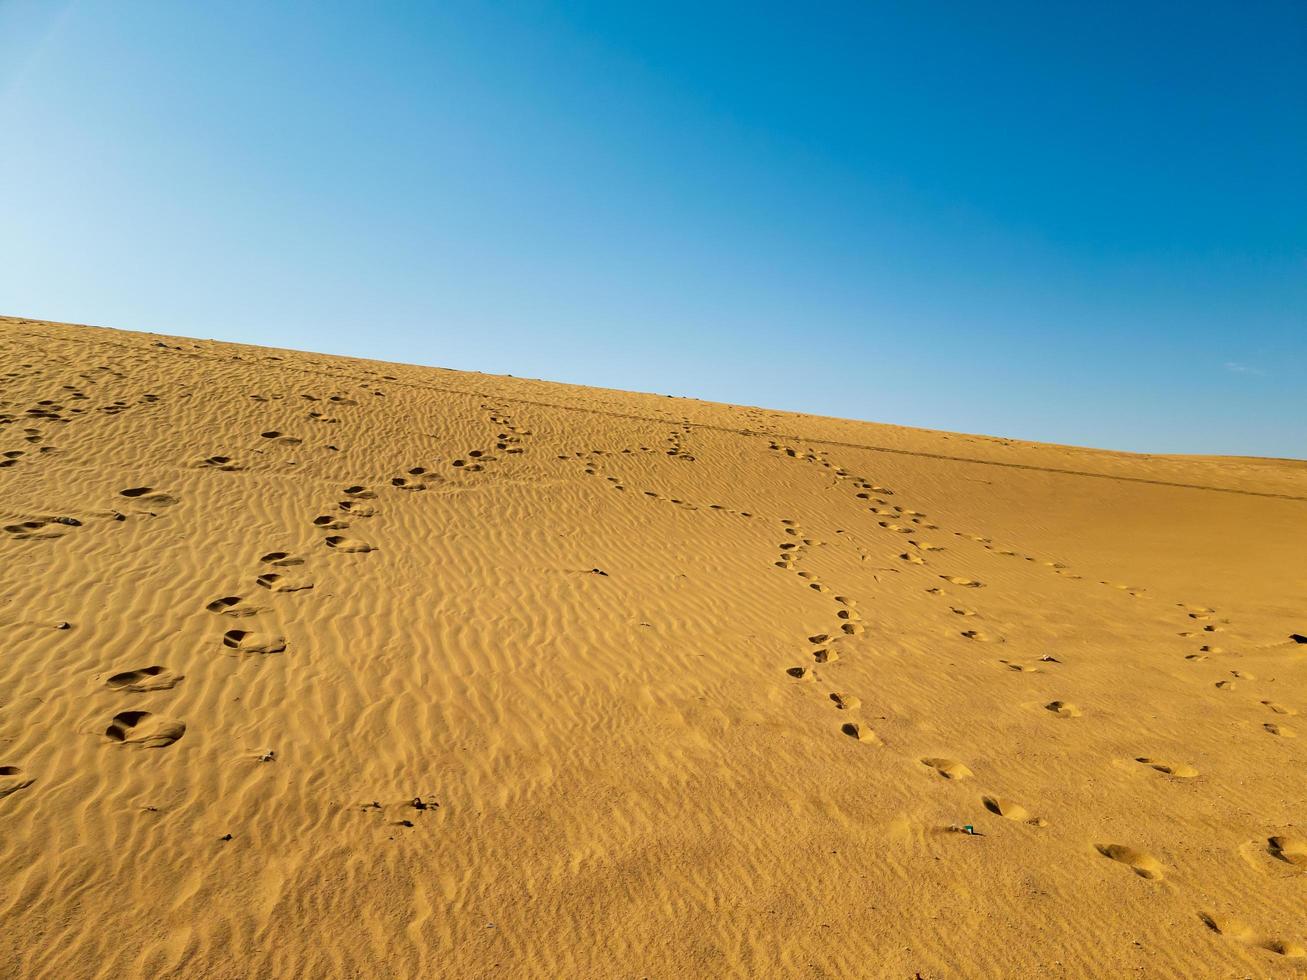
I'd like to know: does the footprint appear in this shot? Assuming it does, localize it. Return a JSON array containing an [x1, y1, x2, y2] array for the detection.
[[1264, 723, 1296, 737], [339, 501, 375, 517], [1268, 836, 1307, 867], [940, 576, 983, 588], [343, 485, 376, 499], [841, 721, 880, 743], [197, 454, 241, 471], [982, 796, 1046, 826], [1045, 700, 1082, 717], [1262, 700, 1297, 716], [1200, 912, 1306, 959], [960, 630, 999, 642], [256, 572, 314, 593], [1095, 843, 1163, 880], [950, 606, 976, 617], [0, 766, 35, 799], [222, 630, 286, 654], [998, 660, 1036, 672], [1135, 757, 1199, 778], [260, 431, 302, 445], [829, 692, 862, 711], [260, 551, 303, 566], [205, 595, 262, 617], [841, 622, 864, 636], [119, 487, 178, 507], [921, 757, 972, 780], [325, 536, 375, 553], [813, 648, 838, 664], [106, 666, 184, 692], [105, 711, 186, 747], [312, 515, 350, 530]]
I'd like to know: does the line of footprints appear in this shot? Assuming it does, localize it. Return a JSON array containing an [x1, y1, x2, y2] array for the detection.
[[759, 443, 1306, 958]]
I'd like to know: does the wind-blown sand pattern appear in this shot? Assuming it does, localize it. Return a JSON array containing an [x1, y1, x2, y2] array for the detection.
[[2, 314, 1306, 977]]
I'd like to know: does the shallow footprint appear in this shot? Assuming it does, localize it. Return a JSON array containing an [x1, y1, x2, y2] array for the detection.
[[1096, 843, 1163, 880], [106, 665, 184, 692], [1264, 723, 1296, 738], [941, 575, 983, 588], [1045, 700, 1082, 717], [260, 551, 304, 567], [325, 536, 375, 553], [105, 711, 186, 747], [921, 757, 972, 780], [0, 766, 35, 799], [1135, 757, 1198, 778], [982, 795, 1046, 826], [256, 572, 314, 593], [222, 630, 287, 654], [119, 486, 178, 507], [205, 595, 262, 617]]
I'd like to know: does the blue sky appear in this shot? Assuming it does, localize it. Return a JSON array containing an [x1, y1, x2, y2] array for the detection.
[[1, 1, 1303, 456]]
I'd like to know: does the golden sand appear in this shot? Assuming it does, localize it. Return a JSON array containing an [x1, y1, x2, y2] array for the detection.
[[2, 314, 1305, 977]]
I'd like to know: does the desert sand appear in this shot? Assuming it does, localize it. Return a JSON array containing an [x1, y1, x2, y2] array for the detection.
[[1, 313, 1305, 978]]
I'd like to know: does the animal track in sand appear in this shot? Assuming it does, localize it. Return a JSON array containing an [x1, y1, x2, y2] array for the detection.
[[1095, 844, 1163, 880], [1200, 912, 1306, 959], [342, 485, 376, 499], [339, 500, 375, 516], [118, 486, 178, 507], [260, 551, 304, 566], [1045, 700, 1082, 717], [0, 766, 35, 799], [998, 660, 1036, 672], [105, 711, 186, 747], [829, 693, 861, 711], [222, 630, 286, 654], [325, 536, 375, 553], [106, 666, 183, 692], [205, 595, 263, 617], [813, 649, 838, 664], [921, 757, 972, 780], [841, 622, 864, 636], [940, 576, 983, 588], [1264, 723, 1295, 737], [982, 796, 1046, 826], [256, 572, 313, 592], [951, 606, 977, 616], [312, 514, 350, 530], [1135, 757, 1199, 778], [960, 630, 1000, 642], [899, 552, 926, 565]]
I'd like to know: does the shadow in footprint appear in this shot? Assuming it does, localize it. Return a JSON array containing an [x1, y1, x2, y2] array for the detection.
[[105, 711, 186, 747], [106, 666, 183, 692]]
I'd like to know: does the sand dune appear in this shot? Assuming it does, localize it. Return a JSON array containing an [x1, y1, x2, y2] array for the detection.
[[1, 314, 1305, 978]]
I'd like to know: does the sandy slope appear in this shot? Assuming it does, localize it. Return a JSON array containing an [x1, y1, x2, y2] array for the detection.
[[1, 314, 1304, 979]]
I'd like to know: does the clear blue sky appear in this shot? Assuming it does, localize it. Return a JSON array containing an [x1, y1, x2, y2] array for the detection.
[[2, 2, 1303, 456]]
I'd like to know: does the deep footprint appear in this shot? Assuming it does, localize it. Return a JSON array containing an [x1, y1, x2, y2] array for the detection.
[[222, 630, 287, 654], [106, 666, 184, 692], [105, 711, 186, 747]]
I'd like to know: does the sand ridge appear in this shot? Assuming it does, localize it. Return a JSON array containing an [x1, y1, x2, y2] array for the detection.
[[1, 314, 1305, 977]]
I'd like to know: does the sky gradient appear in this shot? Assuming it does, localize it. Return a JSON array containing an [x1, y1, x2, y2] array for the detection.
[[2, 1, 1303, 456]]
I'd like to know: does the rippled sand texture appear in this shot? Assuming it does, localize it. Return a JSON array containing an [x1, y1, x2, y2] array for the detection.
[[2, 314, 1305, 978]]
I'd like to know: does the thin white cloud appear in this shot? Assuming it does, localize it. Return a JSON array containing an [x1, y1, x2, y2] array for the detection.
[[1223, 361, 1266, 377]]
